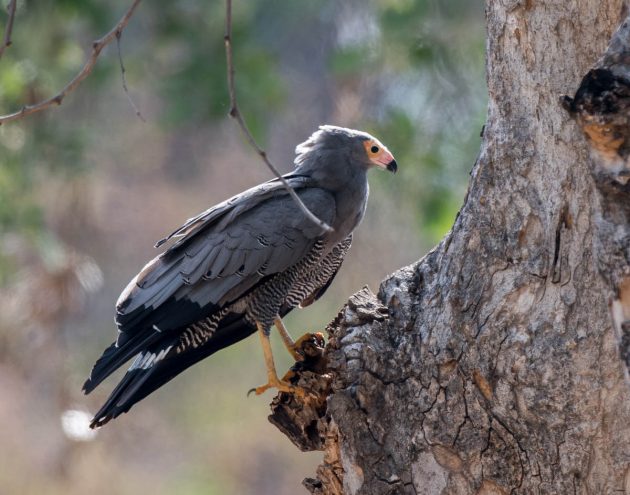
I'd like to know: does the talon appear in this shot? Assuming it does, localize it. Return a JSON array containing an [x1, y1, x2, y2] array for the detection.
[[274, 317, 325, 362], [294, 332, 325, 352], [287, 385, 306, 399], [248, 379, 306, 398], [281, 368, 298, 383], [253, 321, 308, 399], [281, 331, 326, 361]]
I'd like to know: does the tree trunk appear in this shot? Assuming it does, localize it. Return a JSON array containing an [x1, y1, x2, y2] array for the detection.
[[271, 2, 630, 493]]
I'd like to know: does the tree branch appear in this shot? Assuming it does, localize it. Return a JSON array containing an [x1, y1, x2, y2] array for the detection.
[[0, 0, 17, 61], [223, 0, 333, 234], [116, 30, 145, 122], [0, 0, 142, 125]]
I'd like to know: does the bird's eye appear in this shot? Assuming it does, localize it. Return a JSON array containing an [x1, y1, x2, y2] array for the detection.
[[370, 145, 379, 154]]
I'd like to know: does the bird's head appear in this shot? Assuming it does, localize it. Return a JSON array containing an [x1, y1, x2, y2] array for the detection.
[[294, 126, 398, 181]]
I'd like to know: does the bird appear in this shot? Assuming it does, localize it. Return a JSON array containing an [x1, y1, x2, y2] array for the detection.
[[83, 125, 397, 428]]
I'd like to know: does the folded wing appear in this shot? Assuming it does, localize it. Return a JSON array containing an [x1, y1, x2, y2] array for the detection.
[[83, 176, 336, 393]]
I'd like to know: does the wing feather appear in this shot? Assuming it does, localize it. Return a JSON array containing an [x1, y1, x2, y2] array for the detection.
[[115, 180, 335, 340], [82, 177, 336, 391], [156, 174, 312, 252]]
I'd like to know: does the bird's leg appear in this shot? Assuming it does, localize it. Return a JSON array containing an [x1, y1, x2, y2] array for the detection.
[[274, 316, 303, 361], [274, 315, 324, 362], [250, 321, 306, 398]]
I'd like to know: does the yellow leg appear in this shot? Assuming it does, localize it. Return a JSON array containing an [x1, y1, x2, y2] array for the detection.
[[249, 322, 306, 398], [274, 316, 303, 361]]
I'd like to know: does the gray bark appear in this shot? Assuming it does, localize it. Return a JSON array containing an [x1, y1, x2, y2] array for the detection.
[[271, 2, 630, 494]]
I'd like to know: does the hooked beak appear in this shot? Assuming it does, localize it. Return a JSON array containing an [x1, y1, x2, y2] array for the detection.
[[374, 150, 398, 173]]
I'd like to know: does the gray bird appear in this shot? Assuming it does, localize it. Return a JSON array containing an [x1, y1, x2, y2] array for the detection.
[[83, 125, 397, 427]]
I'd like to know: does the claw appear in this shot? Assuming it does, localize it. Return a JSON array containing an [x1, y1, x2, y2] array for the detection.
[[248, 379, 306, 398], [252, 321, 309, 399], [293, 332, 325, 357]]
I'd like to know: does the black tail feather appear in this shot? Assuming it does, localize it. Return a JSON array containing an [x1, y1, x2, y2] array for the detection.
[[89, 314, 256, 428], [82, 331, 163, 394]]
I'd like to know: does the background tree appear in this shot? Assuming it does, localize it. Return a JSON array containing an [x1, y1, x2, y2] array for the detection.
[[281, 1, 630, 493]]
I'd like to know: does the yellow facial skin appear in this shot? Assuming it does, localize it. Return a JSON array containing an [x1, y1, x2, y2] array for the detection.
[[363, 139, 397, 172]]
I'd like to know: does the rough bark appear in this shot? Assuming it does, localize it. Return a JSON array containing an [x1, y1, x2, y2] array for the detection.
[[271, 2, 630, 494]]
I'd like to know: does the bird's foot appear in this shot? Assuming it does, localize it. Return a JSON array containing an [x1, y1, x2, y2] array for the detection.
[[248, 378, 307, 398], [286, 345, 303, 362], [295, 332, 325, 353], [287, 332, 325, 361]]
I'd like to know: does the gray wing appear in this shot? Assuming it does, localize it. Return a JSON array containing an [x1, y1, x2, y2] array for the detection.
[[83, 174, 336, 395], [155, 174, 312, 250], [115, 178, 336, 345]]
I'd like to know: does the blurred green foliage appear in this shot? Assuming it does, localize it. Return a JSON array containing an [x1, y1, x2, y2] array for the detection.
[[0, 0, 287, 282], [151, 1, 285, 131], [367, 0, 486, 240]]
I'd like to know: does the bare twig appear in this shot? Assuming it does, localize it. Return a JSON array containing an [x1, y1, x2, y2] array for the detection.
[[116, 31, 146, 122], [0, 0, 17, 61], [223, 0, 333, 233], [0, 0, 142, 125]]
